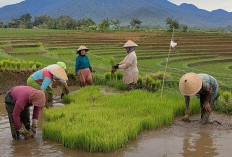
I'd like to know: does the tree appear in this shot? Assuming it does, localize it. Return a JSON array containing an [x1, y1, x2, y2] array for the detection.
[[111, 19, 121, 29], [0, 22, 3, 28], [130, 18, 142, 29], [56, 16, 76, 30], [8, 19, 21, 28], [19, 13, 33, 28], [98, 18, 111, 30], [34, 15, 57, 29], [76, 18, 96, 31], [166, 17, 179, 31], [181, 24, 188, 32]]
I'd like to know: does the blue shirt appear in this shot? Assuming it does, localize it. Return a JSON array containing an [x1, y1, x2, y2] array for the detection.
[[198, 73, 218, 99], [75, 55, 92, 73]]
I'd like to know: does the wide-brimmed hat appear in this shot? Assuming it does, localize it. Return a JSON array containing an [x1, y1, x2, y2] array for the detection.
[[123, 40, 138, 48], [49, 67, 68, 81], [179, 72, 202, 96], [29, 90, 46, 107], [77, 45, 89, 52]]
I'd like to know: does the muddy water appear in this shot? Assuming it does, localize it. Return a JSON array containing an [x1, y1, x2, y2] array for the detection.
[[1, 89, 232, 157]]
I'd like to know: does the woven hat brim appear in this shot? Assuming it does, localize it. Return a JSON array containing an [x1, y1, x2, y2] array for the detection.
[[179, 72, 202, 96], [123, 40, 138, 48], [49, 67, 68, 81]]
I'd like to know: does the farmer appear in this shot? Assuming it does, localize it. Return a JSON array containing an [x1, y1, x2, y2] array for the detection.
[[179, 72, 218, 124], [5, 86, 46, 140], [112, 40, 139, 90], [75, 45, 95, 87], [27, 65, 69, 93], [44, 61, 69, 94]]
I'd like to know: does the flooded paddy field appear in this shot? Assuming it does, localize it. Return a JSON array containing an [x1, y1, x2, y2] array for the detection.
[[1, 88, 232, 157]]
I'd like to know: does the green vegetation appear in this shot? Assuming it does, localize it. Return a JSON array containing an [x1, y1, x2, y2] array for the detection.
[[0, 59, 42, 70], [43, 86, 200, 152]]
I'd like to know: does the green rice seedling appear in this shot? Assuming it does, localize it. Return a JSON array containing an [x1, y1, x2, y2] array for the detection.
[[21, 61, 27, 69], [145, 76, 153, 87], [115, 72, 123, 80], [35, 62, 42, 69], [222, 91, 231, 103], [109, 58, 115, 66], [29, 61, 35, 69], [104, 72, 111, 80], [42, 86, 200, 152], [16, 61, 21, 70], [148, 71, 172, 81], [0, 61, 2, 69]]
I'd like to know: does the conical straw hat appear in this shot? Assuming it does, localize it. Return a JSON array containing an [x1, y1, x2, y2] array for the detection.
[[123, 40, 138, 48], [179, 72, 202, 96], [49, 67, 68, 81], [77, 45, 89, 52]]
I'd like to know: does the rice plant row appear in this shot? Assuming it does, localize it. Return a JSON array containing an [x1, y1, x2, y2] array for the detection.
[[42, 86, 200, 152]]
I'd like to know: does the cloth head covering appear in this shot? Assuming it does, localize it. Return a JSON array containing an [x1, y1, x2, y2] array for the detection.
[[126, 47, 137, 55], [29, 90, 46, 107], [123, 40, 138, 48], [49, 67, 68, 81], [57, 62, 66, 70], [179, 72, 202, 96]]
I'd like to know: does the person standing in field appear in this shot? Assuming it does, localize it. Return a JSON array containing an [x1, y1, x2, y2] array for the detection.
[[27, 63, 69, 93], [112, 40, 139, 90], [75, 45, 95, 87], [5, 86, 46, 140], [179, 72, 219, 124]]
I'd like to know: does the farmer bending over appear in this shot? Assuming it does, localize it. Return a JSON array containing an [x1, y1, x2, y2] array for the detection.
[[5, 86, 46, 140], [179, 72, 218, 124]]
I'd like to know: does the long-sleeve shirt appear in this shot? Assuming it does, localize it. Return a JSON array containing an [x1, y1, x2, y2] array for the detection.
[[196, 74, 218, 102], [75, 55, 92, 74], [31, 69, 53, 91], [10, 86, 41, 130]]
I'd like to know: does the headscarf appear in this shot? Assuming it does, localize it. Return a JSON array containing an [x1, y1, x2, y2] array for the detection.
[[127, 47, 137, 55], [29, 90, 46, 107]]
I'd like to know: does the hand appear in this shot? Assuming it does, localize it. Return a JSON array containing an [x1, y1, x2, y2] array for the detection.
[[18, 128, 35, 140], [204, 102, 211, 112], [113, 64, 119, 69], [111, 67, 117, 74]]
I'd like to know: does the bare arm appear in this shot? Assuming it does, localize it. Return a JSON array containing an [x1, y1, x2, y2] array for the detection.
[[184, 95, 190, 115]]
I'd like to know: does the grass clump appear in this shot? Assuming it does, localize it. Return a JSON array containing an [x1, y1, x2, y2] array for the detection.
[[43, 86, 199, 152]]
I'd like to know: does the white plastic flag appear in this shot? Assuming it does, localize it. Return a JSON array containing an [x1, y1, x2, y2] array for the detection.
[[170, 40, 177, 48]]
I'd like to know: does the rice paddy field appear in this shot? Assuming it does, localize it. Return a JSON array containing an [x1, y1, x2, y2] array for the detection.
[[1, 28, 232, 153], [1, 28, 232, 89]]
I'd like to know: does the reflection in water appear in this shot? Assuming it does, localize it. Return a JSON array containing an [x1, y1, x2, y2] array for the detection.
[[182, 131, 219, 157]]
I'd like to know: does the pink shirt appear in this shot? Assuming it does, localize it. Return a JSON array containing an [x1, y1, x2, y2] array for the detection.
[[11, 86, 41, 130]]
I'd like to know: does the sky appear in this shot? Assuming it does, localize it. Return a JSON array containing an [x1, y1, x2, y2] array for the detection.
[[0, 0, 232, 12], [168, 0, 232, 12]]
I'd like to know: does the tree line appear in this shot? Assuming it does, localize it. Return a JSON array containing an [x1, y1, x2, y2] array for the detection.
[[0, 13, 145, 31]]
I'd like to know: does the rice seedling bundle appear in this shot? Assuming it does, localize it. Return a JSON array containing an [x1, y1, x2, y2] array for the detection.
[[43, 86, 200, 152]]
